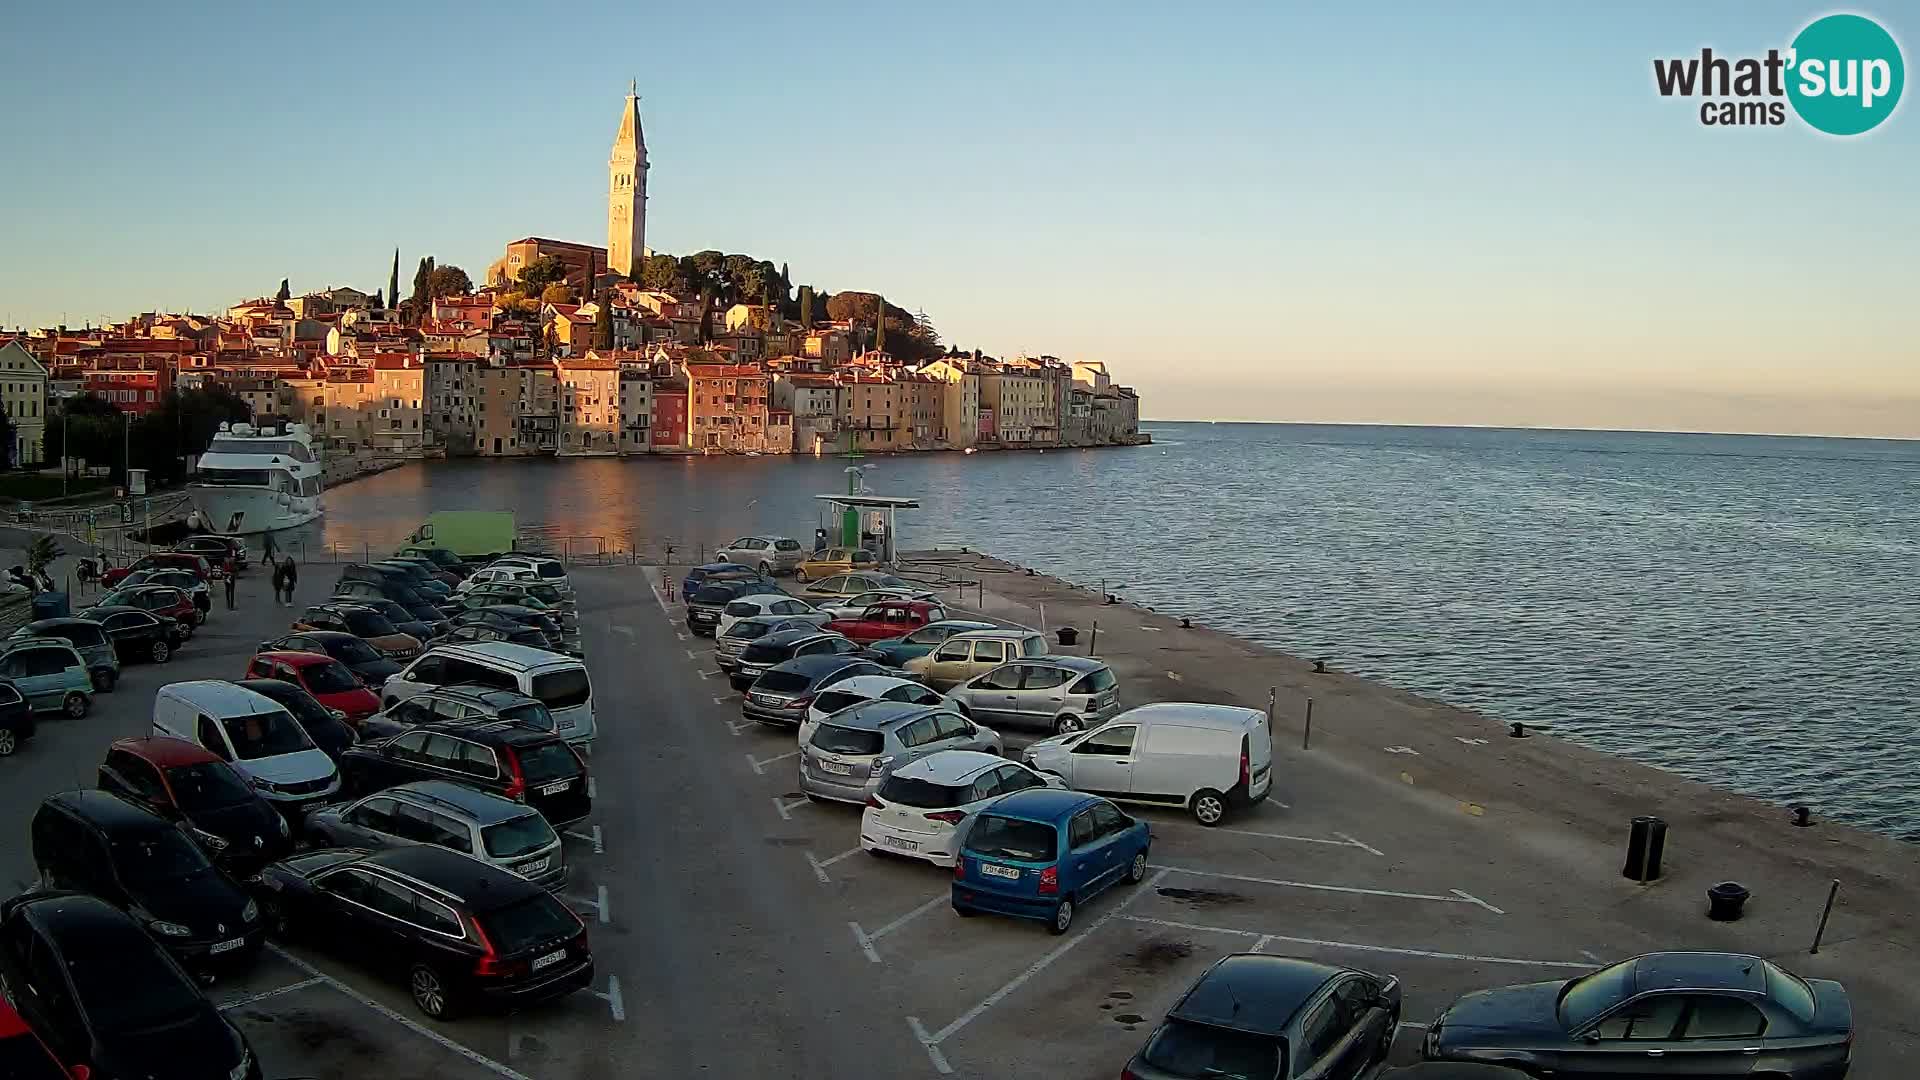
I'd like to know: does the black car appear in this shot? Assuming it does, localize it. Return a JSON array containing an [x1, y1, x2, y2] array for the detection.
[[395, 545, 473, 576], [341, 563, 452, 607], [333, 575, 450, 620], [254, 845, 592, 1019], [11, 618, 119, 691], [740, 654, 888, 727], [237, 678, 359, 762], [450, 605, 570, 653], [1382, 1067, 1534, 1079], [1126, 954, 1401, 1080], [259, 630, 404, 685], [0, 892, 261, 1080], [731, 629, 862, 690], [295, 603, 423, 658], [175, 535, 246, 570], [0, 680, 34, 758], [444, 622, 555, 650], [97, 736, 292, 875], [338, 720, 591, 827], [30, 790, 264, 966], [335, 594, 444, 640], [686, 578, 784, 636], [85, 605, 183, 664], [373, 560, 454, 599], [1424, 951, 1853, 1079]]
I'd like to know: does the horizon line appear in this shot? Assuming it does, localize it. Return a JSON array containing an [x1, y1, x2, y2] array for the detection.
[[1138, 418, 1920, 445]]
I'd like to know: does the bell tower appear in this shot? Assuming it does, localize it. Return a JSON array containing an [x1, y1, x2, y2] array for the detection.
[[608, 82, 649, 279]]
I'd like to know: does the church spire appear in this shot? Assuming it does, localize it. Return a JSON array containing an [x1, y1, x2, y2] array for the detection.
[[608, 84, 649, 279]]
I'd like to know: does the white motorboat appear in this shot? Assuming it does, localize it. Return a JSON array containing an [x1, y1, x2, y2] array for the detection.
[[187, 422, 324, 535]]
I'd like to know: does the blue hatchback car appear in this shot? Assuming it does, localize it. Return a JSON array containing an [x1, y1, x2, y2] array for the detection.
[[680, 563, 765, 602], [952, 788, 1151, 934]]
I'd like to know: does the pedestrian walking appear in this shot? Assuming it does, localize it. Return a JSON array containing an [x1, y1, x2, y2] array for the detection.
[[281, 556, 298, 606], [222, 554, 237, 610], [270, 560, 286, 606]]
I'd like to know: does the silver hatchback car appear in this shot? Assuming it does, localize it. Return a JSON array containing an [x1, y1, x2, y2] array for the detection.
[[302, 778, 567, 890], [799, 700, 1003, 804], [944, 654, 1120, 736]]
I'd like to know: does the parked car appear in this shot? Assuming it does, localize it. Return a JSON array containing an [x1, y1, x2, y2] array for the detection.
[[151, 681, 341, 811], [305, 780, 566, 891], [252, 845, 592, 1019], [861, 619, 999, 668], [383, 555, 462, 588], [394, 544, 473, 577], [338, 720, 591, 827], [685, 578, 784, 637], [449, 605, 573, 655], [793, 547, 880, 582], [116, 568, 212, 617], [715, 535, 805, 575], [244, 651, 381, 724], [0, 892, 262, 1080], [362, 685, 559, 741], [0, 996, 67, 1080], [459, 584, 574, 626], [814, 589, 940, 621], [176, 534, 246, 570], [1125, 955, 1402, 1080], [944, 654, 1120, 735], [0, 642, 92, 717], [903, 628, 1051, 691], [292, 603, 424, 659], [332, 578, 448, 624], [824, 599, 950, 643], [799, 572, 913, 603], [731, 629, 864, 691], [951, 788, 1151, 934], [100, 551, 212, 588], [30, 790, 264, 966], [1022, 702, 1274, 826], [373, 560, 455, 601], [10, 617, 120, 691], [1423, 952, 1854, 1079], [444, 621, 556, 651], [801, 673, 946, 746], [235, 678, 359, 762], [96, 736, 292, 873], [717, 593, 826, 638], [92, 585, 200, 630], [0, 681, 34, 758], [741, 654, 889, 729], [85, 605, 183, 664], [716, 615, 826, 673], [679, 563, 766, 603], [258, 630, 403, 688], [860, 750, 1058, 866], [379, 642, 595, 746], [799, 700, 1003, 805], [488, 554, 572, 596], [458, 563, 546, 595], [343, 595, 446, 641], [339, 564, 455, 611]]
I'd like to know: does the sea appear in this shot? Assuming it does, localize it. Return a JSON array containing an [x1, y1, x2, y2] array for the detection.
[[304, 423, 1920, 840]]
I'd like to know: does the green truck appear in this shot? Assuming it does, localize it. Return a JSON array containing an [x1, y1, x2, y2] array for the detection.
[[402, 511, 516, 561]]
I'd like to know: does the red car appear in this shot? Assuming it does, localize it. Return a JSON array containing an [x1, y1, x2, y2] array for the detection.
[[0, 997, 70, 1080], [824, 599, 949, 644], [102, 552, 213, 587], [244, 650, 380, 724], [94, 584, 201, 629]]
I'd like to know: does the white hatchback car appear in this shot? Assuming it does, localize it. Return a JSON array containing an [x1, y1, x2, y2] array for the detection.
[[859, 750, 1059, 866], [715, 536, 805, 575], [814, 588, 939, 620], [800, 673, 945, 746], [718, 593, 827, 638]]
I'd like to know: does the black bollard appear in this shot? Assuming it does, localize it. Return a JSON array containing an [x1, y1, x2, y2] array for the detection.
[[1180, 617, 1191, 628], [1623, 816, 1667, 882], [1791, 805, 1813, 827], [1707, 881, 1751, 921], [1313, 658, 1328, 674], [1510, 722, 1528, 738]]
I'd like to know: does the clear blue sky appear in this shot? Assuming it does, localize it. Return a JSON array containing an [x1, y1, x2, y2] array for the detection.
[[4, 2, 1915, 435]]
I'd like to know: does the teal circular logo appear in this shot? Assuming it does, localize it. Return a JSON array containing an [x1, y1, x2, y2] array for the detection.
[[1786, 14, 1904, 135]]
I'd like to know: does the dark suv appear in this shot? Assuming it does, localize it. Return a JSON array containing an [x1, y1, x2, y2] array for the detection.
[[254, 845, 592, 1019], [741, 654, 888, 728], [363, 685, 560, 741], [338, 720, 591, 827], [685, 578, 783, 637], [731, 629, 863, 691]]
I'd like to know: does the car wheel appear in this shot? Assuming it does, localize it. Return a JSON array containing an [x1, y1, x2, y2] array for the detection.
[[1375, 1011, 1397, 1061], [1049, 898, 1075, 935], [952, 901, 975, 917], [151, 640, 171, 663], [63, 693, 89, 719], [409, 963, 456, 1020], [1191, 789, 1227, 826], [0, 728, 16, 757], [1124, 851, 1147, 884], [261, 897, 290, 938], [1053, 713, 1084, 735], [795, 568, 810, 582], [757, 561, 773, 575]]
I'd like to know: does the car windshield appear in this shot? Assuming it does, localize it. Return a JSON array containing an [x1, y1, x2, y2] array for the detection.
[[68, 935, 202, 1034], [754, 670, 811, 694], [483, 813, 557, 858], [1140, 1018, 1284, 1080], [343, 609, 398, 636], [330, 637, 381, 663], [515, 741, 581, 784], [221, 709, 315, 759], [724, 601, 761, 617], [811, 724, 884, 756], [303, 660, 361, 694], [497, 700, 557, 732], [964, 816, 1057, 861], [1765, 962, 1818, 1022], [725, 622, 776, 641], [111, 827, 215, 887], [1558, 960, 1638, 1030], [692, 585, 737, 604], [165, 762, 255, 811], [1072, 667, 1118, 694], [532, 668, 590, 709], [877, 775, 967, 808], [56, 624, 109, 648], [480, 893, 578, 952]]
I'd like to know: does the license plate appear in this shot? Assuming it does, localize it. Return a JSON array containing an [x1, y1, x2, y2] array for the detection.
[[819, 760, 852, 775], [539, 780, 571, 795], [531, 948, 566, 971], [691, 612, 715, 622], [209, 937, 247, 955], [519, 857, 550, 874], [753, 694, 782, 705], [980, 864, 1021, 880], [883, 836, 919, 851]]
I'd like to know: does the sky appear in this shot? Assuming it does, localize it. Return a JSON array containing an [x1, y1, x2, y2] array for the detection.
[[2, 1, 1915, 437]]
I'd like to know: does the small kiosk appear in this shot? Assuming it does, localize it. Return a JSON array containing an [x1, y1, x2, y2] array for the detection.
[[814, 493, 919, 565]]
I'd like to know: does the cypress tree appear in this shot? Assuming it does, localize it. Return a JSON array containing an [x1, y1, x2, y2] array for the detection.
[[275, 279, 290, 302], [594, 296, 613, 349], [388, 248, 400, 313], [874, 294, 886, 353], [799, 285, 813, 327]]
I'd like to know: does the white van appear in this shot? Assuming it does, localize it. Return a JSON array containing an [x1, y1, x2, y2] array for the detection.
[[152, 680, 340, 808], [1020, 702, 1273, 825], [380, 641, 596, 746]]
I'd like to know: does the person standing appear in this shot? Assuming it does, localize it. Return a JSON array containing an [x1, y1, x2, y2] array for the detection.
[[222, 554, 237, 610], [281, 556, 298, 606], [270, 559, 286, 607]]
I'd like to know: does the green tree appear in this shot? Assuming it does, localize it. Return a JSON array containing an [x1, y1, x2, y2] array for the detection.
[[45, 396, 124, 476], [409, 257, 432, 321], [429, 264, 473, 298], [639, 253, 682, 291], [389, 248, 400, 312], [593, 300, 613, 349], [0, 407, 15, 470], [540, 283, 574, 304], [26, 535, 63, 580], [520, 256, 570, 294], [799, 285, 814, 327], [275, 279, 291, 302], [128, 387, 251, 486]]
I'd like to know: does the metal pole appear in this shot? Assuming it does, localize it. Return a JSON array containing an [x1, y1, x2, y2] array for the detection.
[[1087, 620, 1097, 656], [1302, 697, 1314, 750], [1810, 879, 1840, 953], [1266, 686, 1276, 733]]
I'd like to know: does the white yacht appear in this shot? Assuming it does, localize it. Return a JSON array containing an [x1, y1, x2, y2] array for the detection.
[[187, 422, 325, 534]]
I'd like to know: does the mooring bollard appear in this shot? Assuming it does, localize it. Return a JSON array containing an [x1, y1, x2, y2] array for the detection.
[[1087, 620, 1098, 655], [1707, 881, 1751, 921], [1302, 697, 1314, 750], [1312, 658, 1328, 674], [1810, 879, 1840, 953], [1791, 804, 1814, 827], [1623, 816, 1667, 883]]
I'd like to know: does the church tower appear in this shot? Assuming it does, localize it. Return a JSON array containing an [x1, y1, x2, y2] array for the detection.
[[608, 82, 649, 279]]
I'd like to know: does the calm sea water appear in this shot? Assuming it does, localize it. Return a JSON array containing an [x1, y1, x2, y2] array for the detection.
[[308, 424, 1920, 839]]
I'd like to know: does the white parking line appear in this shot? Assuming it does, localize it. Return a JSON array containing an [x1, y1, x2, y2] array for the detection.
[[771, 794, 810, 821], [726, 718, 757, 736], [596, 885, 610, 925], [905, 1015, 953, 1075], [1249, 935, 1273, 953], [697, 669, 721, 679], [747, 749, 800, 775], [685, 648, 699, 660], [587, 776, 597, 799], [806, 846, 863, 884], [563, 825, 604, 854], [1151, 865, 1503, 912], [1153, 821, 1381, 855], [564, 894, 599, 913], [218, 975, 327, 1011], [266, 945, 537, 1080], [849, 894, 947, 961], [850, 921, 881, 963], [713, 695, 737, 706], [1115, 914, 1595, 969], [1333, 831, 1384, 857], [675, 632, 687, 641], [591, 976, 627, 1022]]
